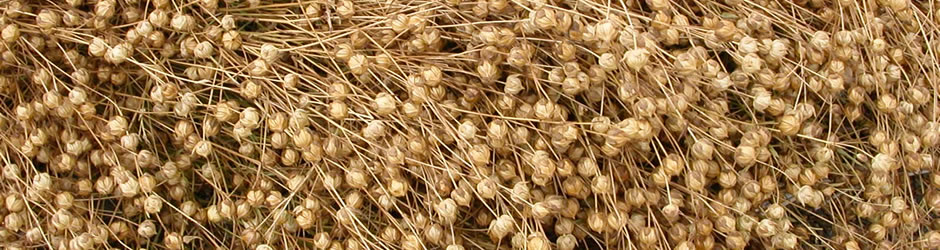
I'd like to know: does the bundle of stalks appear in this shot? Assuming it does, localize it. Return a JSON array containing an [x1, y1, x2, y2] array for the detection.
[[0, 0, 940, 249]]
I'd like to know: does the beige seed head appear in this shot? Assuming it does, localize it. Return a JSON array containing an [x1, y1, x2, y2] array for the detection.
[[221, 15, 236, 30], [4, 213, 23, 232], [259, 43, 280, 62], [423, 65, 442, 86], [504, 74, 525, 95], [105, 43, 132, 65], [796, 185, 823, 208], [54, 192, 74, 209], [328, 101, 348, 120], [194, 41, 214, 58], [170, 13, 196, 31], [525, 233, 551, 250], [624, 48, 650, 71], [435, 198, 458, 224], [591, 174, 613, 194], [777, 115, 801, 136], [388, 178, 409, 197], [362, 120, 387, 140], [348, 54, 370, 75], [871, 153, 896, 173], [137, 220, 157, 238], [144, 194, 162, 214], [734, 145, 757, 167], [344, 167, 369, 189], [89, 37, 109, 57], [477, 61, 500, 84], [147, 9, 170, 28], [247, 59, 269, 76], [51, 209, 73, 231], [118, 176, 139, 198], [194, 140, 212, 157], [281, 73, 300, 90], [374, 93, 397, 115], [2, 164, 19, 180], [67, 88, 87, 105], [923, 231, 940, 248], [755, 219, 778, 238], [32, 172, 52, 192], [336, 0, 355, 18], [240, 80, 262, 99], [37, 9, 61, 29], [2, 24, 19, 43], [222, 31, 242, 50], [691, 140, 714, 160]]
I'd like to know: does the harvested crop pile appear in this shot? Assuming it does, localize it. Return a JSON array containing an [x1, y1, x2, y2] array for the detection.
[[1, 0, 940, 249]]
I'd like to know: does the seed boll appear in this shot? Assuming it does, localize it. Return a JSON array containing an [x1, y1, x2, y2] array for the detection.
[[477, 61, 500, 84], [222, 31, 242, 50], [246, 59, 269, 76], [348, 54, 370, 75], [171, 13, 196, 31], [37, 9, 62, 30], [625, 48, 650, 71], [777, 115, 801, 136], [591, 174, 613, 194], [362, 120, 387, 140], [504, 74, 525, 95], [105, 43, 132, 65], [796, 185, 823, 208], [435, 198, 458, 224], [923, 231, 940, 248], [526, 233, 551, 250], [144, 194, 162, 214], [32, 172, 53, 192], [137, 220, 157, 238], [871, 153, 896, 173], [259, 43, 281, 62], [374, 93, 397, 116], [734, 145, 757, 167], [476, 177, 498, 199], [194, 140, 212, 157], [194, 41, 214, 58], [599, 53, 619, 71], [423, 65, 442, 86], [691, 139, 714, 160], [1, 24, 19, 43], [329, 101, 348, 120], [240, 80, 262, 99]]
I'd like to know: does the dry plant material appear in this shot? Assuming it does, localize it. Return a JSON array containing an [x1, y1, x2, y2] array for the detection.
[[0, 0, 939, 249]]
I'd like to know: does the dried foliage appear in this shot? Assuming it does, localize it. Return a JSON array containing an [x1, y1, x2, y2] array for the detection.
[[0, 0, 939, 249]]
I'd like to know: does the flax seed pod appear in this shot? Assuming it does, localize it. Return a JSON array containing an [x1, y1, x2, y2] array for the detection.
[[871, 153, 896, 174], [362, 120, 387, 140], [691, 139, 714, 160], [373, 93, 397, 116], [222, 31, 242, 50], [194, 41, 214, 59], [258, 43, 280, 62], [525, 233, 551, 250], [468, 144, 492, 167], [144, 194, 162, 214], [475, 177, 498, 199], [796, 185, 823, 208], [734, 145, 757, 167], [625, 48, 650, 71], [1, 24, 19, 43], [349, 54, 370, 75], [591, 174, 613, 194], [435, 198, 458, 224], [777, 115, 801, 136], [36, 9, 61, 30]]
